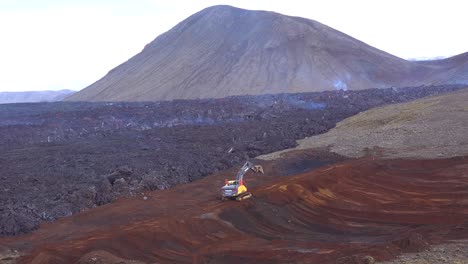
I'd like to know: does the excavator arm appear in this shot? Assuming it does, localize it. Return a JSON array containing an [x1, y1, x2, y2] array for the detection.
[[235, 161, 264, 184]]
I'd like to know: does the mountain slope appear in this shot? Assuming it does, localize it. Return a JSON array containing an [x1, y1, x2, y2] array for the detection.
[[414, 52, 468, 84], [0, 90, 75, 104], [67, 5, 468, 102], [259, 87, 468, 160]]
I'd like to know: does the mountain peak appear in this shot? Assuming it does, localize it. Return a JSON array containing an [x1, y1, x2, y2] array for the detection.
[[201, 4, 243, 12], [67, 6, 468, 102]]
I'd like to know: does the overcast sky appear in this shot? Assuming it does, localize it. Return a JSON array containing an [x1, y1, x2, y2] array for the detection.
[[0, 0, 466, 92]]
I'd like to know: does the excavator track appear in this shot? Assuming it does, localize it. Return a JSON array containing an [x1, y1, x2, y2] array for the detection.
[[235, 192, 252, 201]]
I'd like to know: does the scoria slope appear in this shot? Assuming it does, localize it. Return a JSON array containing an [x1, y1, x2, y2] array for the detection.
[[260, 87, 468, 160], [66, 5, 467, 102]]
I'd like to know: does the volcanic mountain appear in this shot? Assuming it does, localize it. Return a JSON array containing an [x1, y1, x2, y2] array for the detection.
[[66, 5, 468, 101]]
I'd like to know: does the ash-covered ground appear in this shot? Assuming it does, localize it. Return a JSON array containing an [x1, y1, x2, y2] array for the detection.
[[0, 85, 464, 236]]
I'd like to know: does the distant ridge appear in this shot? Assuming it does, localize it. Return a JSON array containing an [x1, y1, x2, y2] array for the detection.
[[0, 90, 75, 104], [67, 5, 468, 101]]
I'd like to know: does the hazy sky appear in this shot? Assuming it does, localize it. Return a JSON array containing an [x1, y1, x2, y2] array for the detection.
[[0, 0, 466, 92]]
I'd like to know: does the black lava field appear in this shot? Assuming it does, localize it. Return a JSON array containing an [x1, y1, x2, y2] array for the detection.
[[0, 85, 464, 236]]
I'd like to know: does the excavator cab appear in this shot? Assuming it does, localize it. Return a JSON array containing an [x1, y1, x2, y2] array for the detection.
[[221, 161, 264, 201]]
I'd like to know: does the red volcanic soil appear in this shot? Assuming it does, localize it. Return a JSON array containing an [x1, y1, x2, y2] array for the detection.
[[2, 154, 467, 264]]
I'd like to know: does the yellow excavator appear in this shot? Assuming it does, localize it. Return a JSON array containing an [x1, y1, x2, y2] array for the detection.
[[221, 161, 264, 201]]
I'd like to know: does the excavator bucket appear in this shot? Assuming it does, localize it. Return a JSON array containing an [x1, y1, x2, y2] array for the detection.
[[251, 165, 264, 174]]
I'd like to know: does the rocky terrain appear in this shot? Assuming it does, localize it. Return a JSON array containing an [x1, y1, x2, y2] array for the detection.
[[0, 85, 463, 237], [259, 86, 468, 160], [0, 90, 75, 104], [66, 5, 468, 102]]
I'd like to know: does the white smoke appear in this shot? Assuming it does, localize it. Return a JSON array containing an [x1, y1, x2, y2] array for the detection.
[[333, 80, 348, 91]]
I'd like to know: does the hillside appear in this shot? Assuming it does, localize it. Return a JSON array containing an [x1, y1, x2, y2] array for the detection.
[[66, 5, 468, 102], [259, 87, 468, 160], [0, 90, 75, 104]]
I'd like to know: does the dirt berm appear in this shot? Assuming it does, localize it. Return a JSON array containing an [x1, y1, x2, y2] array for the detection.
[[259, 87, 468, 160], [1, 153, 467, 263]]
